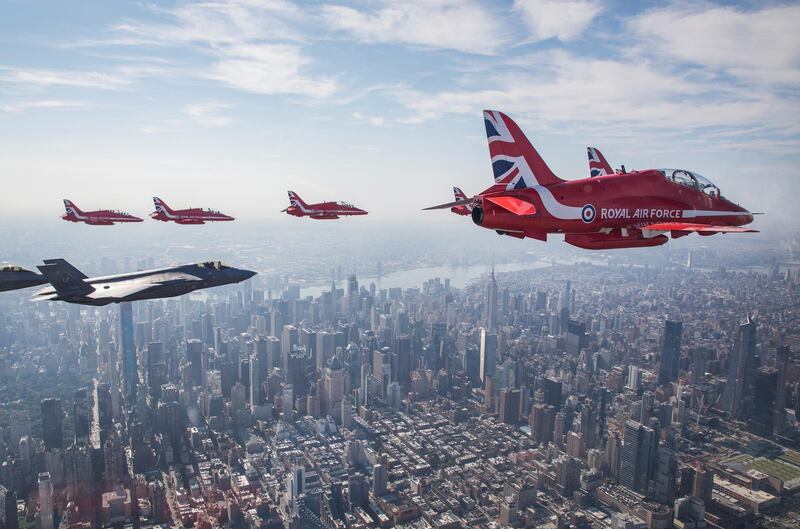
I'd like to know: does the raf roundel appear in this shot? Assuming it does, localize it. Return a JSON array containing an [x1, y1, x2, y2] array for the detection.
[[581, 204, 596, 223]]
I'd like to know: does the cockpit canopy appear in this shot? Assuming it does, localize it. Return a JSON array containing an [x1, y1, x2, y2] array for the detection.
[[0, 265, 29, 273], [197, 261, 231, 270], [659, 169, 721, 197]]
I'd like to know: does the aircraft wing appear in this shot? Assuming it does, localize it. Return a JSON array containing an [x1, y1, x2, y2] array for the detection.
[[89, 273, 201, 300], [423, 198, 473, 210], [642, 223, 759, 234], [88, 281, 158, 300]]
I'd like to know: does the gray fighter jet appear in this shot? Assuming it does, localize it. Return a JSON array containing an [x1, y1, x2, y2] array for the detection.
[[0, 264, 48, 292], [33, 259, 256, 306]]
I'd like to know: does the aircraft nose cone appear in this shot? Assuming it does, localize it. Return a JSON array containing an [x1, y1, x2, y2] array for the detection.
[[238, 269, 257, 281]]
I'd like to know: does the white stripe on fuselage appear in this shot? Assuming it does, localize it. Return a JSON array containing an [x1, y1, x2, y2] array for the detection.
[[66, 207, 85, 220], [156, 204, 177, 219], [683, 210, 743, 218]]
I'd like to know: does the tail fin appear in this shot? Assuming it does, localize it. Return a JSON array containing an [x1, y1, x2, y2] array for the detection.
[[483, 110, 564, 189], [63, 199, 82, 215], [153, 197, 174, 215], [453, 187, 468, 201], [37, 259, 94, 296], [287, 191, 307, 208], [587, 147, 613, 177]]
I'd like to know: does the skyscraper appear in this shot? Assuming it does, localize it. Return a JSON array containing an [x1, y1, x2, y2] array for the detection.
[[774, 345, 789, 435], [40, 398, 62, 451], [620, 419, 656, 495], [720, 317, 757, 418], [543, 377, 562, 409], [498, 389, 521, 424], [749, 367, 777, 435], [186, 339, 205, 389], [658, 320, 682, 385], [479, 328, 497, 382], [249, 353, 261, 409], [0, 486, 18, 529], [653, 447, 677, 505], [73, 388, 89, 445], [530, 404, 556, 445], [119, 302, 136, 401], [372, 454, 388, 496], [38, 473, 54, 529], [486, 268, 498, 330]]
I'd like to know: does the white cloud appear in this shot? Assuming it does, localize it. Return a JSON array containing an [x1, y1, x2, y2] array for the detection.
[[631, 4, 800, 86], [321, 0, 506, 54], [389, 49, 800, 149], [183, 101, 234, 127], [207, 44, 336, 98], [0, 100, 91, 112], [109, 1, 335, 98], [513, 0, 603, 41], [352, 111, 386, 126], [0, 67, 130, 89]]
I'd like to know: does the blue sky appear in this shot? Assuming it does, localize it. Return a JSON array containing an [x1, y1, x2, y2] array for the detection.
[[1, 0, 798, 228]]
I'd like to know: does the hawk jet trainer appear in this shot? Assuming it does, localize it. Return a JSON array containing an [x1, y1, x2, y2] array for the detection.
[[61, 199, 143, 225], [282, 191, 367, 220], [150, 197, 235, 224], [425, 110, 757, 250]]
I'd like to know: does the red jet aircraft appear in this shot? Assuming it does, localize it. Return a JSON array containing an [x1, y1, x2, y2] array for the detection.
[[451, 187, 473, 216], [283, 191, 367, 220], [150, 197, 234, 225], [426, 110, 757, 250], [61, 199, 143, 225]]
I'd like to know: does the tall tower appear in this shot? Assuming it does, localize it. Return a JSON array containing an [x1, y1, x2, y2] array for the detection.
[[658, 320, 683, 385], [0, 485, 19, 529], [722, 317, 757, 418], [479, 328, 497, 382], [774, 345, 789, 435], [40, 398, 63, 451], [119, 302, 137, 402], [620, 419, 656, 494], [38, 473, 54, 529], [249, 353, 260, 410], [486, 267, 498, 330]]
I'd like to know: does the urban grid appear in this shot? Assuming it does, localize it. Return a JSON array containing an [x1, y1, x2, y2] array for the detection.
[[0, 251, 799, 529]]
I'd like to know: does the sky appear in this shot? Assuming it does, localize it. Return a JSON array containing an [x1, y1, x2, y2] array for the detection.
[[1, 0, 799, 229]]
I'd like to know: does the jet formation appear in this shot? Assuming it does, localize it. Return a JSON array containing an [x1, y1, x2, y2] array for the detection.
[[426, 110, 757, 250], [32, 259, 255, 305], [282, 191, 368, 220], [52, 110, 758, 250]]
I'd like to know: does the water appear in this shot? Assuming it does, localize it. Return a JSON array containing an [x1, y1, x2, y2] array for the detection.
[[298, 260, 555, 297]]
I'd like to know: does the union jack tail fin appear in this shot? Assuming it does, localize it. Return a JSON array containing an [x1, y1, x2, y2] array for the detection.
[[287, 191, 307, 208], [483, 110, 564, 189], [453, 187, 468, 201], [152, 197, 174, 215], [587, 147, 613, 177], [63, 199, 83, 215]]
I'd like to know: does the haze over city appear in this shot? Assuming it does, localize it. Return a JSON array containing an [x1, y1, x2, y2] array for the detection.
[[1, 2, 800, 529]]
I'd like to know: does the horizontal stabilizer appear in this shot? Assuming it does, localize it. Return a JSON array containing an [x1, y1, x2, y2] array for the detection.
[[485, 196, 537, 216], [643, 223, 758, 234], [423, 197, 473, 211]]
